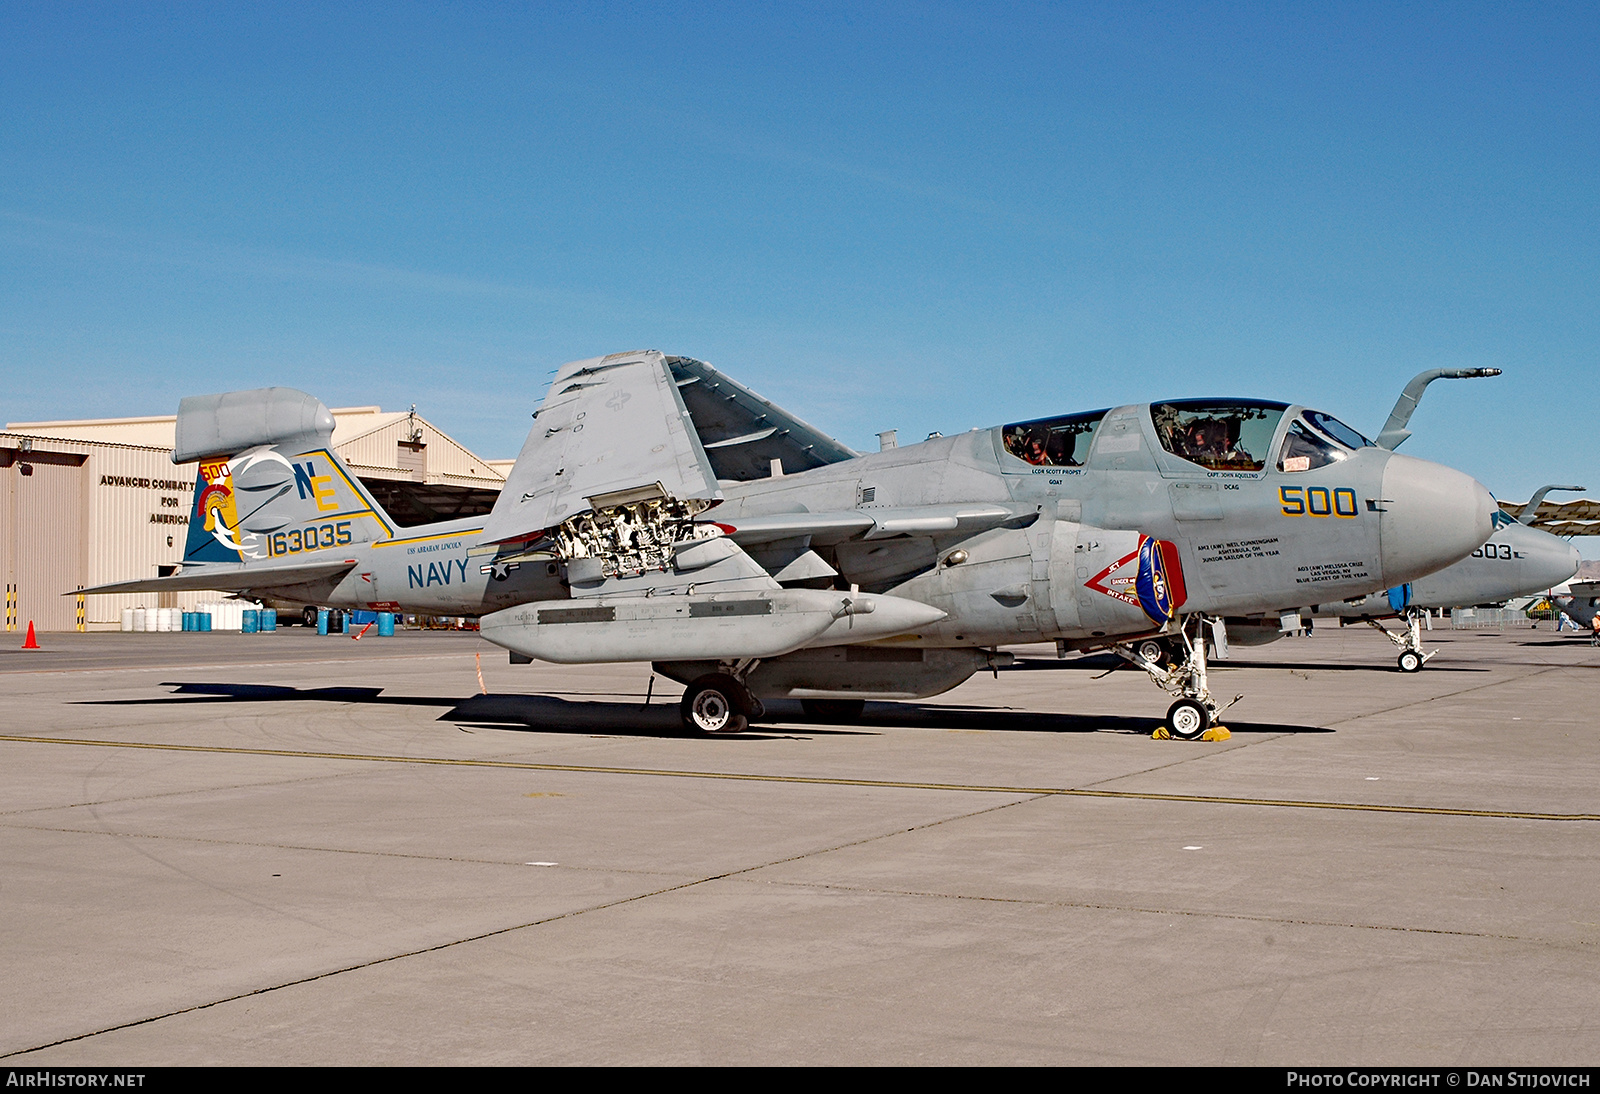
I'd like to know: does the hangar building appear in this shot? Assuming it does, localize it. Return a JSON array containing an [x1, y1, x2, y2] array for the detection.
[[2, 406, 508, 631]]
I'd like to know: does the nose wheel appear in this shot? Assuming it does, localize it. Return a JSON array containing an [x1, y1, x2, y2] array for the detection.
[[1165, 698, 1211, 739], [1367, 609, 1437, 672], [1119, 616, 1238, 738]]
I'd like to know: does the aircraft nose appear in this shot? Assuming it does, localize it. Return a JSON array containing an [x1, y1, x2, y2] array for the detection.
[[1533, 538, 1584, 590], [1378, 453, 1496, 586]]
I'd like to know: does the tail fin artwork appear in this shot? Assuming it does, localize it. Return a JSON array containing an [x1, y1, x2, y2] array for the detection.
[[79, 388, 396, 596], [177, 388, 395, 566]]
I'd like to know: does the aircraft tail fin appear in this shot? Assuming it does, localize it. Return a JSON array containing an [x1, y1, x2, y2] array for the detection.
[[177, 388, 395, 566]]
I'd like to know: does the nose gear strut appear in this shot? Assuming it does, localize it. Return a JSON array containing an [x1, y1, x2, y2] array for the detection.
[[1116, 615, 1241, 739], [1364, 608, 1436, 673]]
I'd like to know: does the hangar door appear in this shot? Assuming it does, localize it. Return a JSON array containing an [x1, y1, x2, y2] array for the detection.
[[1, 448, 87, 633]]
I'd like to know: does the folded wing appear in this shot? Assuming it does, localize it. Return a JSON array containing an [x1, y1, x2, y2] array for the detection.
[[482, 350, 721, 545]]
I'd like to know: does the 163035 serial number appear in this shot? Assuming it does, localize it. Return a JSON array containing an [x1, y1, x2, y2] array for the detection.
[[267, 521, 353, 556]]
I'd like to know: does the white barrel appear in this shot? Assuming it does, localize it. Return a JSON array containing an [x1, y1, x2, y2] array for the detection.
[[155, 608, 170, 632], [121, 608, 134, 632], [132, 607, 147, 632]]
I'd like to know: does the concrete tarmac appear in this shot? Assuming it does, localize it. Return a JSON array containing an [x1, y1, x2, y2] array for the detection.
[[1, 623, 1597, 1065]]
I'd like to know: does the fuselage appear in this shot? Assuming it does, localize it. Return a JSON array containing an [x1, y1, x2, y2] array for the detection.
[[284, 397, 1495, 651], [692, 398, 1494, 647], [1308, 516, 1579, 620]]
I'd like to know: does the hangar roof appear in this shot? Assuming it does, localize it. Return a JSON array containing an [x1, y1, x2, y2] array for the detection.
[[1497, 497, 1600, 537], [6, 405, 508, 528]]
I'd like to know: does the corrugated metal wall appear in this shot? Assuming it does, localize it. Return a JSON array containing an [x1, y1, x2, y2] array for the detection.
[[2, 448, 87, 632], [2, 434, 217, 629], [337, 416, 504, 485], [2, 412, 509, 629]]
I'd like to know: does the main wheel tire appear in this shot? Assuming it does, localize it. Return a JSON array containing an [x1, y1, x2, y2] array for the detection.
[[1166, 699, 1210, 740], [1135, 638, 1169, 666], [1397, 650, 1423, 673], [800, 698, 867, 722], [302, 606, 318, 628], [680, 674, 751, 735]]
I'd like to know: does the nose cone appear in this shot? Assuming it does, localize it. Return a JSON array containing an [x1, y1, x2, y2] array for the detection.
[[1378, 453, 1496, 586], [1526, 531, 1582, 591]]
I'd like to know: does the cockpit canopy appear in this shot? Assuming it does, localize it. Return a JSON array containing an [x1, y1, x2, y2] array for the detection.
[[1151, 400, 1287, 471], [1001, 409, 1109, 467], [1275, 409, 1375, 472], [999, 399, 1376, 474]]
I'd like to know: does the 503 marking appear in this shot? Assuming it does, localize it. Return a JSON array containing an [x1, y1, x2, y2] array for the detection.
[[1280, 486, 1358, 518], [269, 521, 352, 556]]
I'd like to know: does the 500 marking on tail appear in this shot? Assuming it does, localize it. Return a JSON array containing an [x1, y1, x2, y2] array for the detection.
[[1280, 486, 1359, 518], [268, 521, 353, 556]]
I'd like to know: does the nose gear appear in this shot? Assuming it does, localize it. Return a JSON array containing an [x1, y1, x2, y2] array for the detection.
[[1365, 608, 1437, 672], [1117, 615, 1241, 739]]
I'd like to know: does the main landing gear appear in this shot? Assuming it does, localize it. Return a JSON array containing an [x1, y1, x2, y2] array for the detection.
[[1365, 609, 1437, 673], [1117, 615, 1239, 739], [680, 664, 765, 735]]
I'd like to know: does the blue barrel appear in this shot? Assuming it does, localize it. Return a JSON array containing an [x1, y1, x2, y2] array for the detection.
[[199, 612, 212, 632], [242, 610, 259, 633], [184, 611, 196, 631], [262, 608, 277, 632], [377, 611, 395, 637], [317, 608, 329, 635]]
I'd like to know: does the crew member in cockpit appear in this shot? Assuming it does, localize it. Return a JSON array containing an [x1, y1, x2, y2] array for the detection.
[[1023, 429, 1050, 465]]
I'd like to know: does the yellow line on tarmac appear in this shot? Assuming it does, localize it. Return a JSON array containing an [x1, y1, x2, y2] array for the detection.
[[3, 733, 1596, 822]]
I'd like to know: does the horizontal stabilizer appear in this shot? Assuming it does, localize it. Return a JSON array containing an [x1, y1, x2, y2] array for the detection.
[[173, 388, 336, 464], [76, 558, 358, 596]]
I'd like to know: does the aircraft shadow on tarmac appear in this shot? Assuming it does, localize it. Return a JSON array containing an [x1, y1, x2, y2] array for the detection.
[[78, 681, 1325, 738], [1007, 654, 1488, 674]]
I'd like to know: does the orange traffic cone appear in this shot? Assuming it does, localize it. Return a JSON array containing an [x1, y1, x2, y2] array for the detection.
[[22, 621, 40, 650]]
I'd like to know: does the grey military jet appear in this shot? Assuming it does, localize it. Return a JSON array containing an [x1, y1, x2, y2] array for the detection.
[[1191, 371, 1581, 671], [1215, 508, 1581, 671], [1342, 489, 1582, 669], [1552, 580, 1600, 641], [87, 351, 1496, 737]]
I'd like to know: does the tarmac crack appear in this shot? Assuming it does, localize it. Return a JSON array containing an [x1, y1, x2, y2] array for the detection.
[[1319, 662, 1573, 728], [3, 733, 1596, 820], [0, 794, 1028, 1060], [753, 877, 1596, 949], [0, 818, 695, 875]]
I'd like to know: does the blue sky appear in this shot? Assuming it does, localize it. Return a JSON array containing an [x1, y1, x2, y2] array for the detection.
[[2, 3, 1595, 516]]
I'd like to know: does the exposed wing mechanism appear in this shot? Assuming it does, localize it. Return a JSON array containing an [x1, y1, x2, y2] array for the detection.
[[482, 350, 720, 546]]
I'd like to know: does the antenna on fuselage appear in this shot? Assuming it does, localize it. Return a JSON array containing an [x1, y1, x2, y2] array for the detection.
[[1374, 368, 1501, 451]]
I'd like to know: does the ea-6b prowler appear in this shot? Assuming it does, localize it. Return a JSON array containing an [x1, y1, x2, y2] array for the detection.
[[86, 351, 1495, 737]]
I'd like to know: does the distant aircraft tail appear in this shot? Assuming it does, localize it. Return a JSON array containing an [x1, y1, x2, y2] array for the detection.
[[178, 388, 396, 566]]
